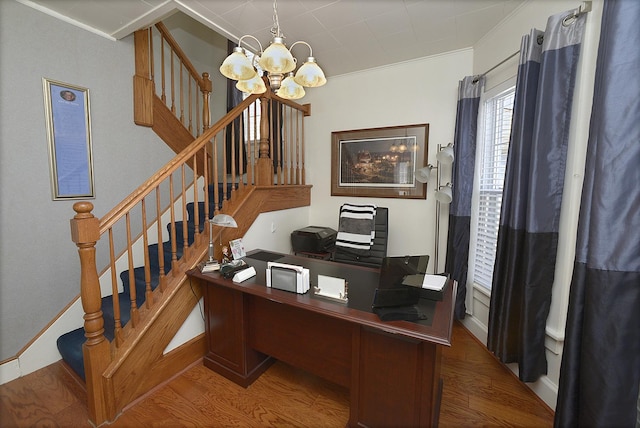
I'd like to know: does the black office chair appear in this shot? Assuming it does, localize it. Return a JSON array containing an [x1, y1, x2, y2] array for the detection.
[[333, 206, 388, 268]]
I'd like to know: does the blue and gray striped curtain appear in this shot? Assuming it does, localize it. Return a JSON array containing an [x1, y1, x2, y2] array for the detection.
[[445, 76, 483, 319], [555, 0, 640, 426], [487, 8, 586, 382]]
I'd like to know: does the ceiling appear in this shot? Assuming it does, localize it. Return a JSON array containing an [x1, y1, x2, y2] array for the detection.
[[23, 0, 526, 77]]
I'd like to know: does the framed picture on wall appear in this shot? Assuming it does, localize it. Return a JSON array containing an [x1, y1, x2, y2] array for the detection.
[[331, 124, 429, 199], [42, 78, 95, 200]]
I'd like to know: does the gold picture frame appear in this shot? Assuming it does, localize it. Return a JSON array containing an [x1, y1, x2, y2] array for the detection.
[[42, 78, 95, 200], [331, 124, 429, 199]]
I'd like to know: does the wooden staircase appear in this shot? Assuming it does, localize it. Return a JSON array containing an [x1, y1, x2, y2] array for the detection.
[[67, 23, 313, 426]]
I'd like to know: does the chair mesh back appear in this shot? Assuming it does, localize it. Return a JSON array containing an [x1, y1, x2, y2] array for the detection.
[[333, 207, 388, 268]]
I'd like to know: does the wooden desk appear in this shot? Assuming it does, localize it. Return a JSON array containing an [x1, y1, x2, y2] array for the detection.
[[188, 250, 456, 427]]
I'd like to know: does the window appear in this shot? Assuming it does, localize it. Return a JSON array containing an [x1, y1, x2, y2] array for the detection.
[[242, 51, 262, 143], [471, 84, 515, 290]]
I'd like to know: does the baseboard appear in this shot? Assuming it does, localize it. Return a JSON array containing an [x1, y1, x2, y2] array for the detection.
[[0, 358, 21, 385], [460, 314, 488, 343]]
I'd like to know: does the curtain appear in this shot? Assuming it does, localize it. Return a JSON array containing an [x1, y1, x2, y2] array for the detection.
[[445, 75, 483, 319], [555, 0, 640, 426], [226, 40, 247, 175], [487, 8, 586, 382]]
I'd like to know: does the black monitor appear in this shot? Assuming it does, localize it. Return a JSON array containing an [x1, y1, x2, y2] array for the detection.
[[372, 255, 430, 310], [377, 255, 430, 290]]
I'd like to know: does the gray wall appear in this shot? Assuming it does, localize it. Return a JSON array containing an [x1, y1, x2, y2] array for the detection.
[[0, 2, 228, 361]]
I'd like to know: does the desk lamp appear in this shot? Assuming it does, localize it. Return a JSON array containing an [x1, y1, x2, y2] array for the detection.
[[207, 214, 238, 264]]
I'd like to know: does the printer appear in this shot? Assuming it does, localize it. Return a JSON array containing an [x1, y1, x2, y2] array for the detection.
[[291, 226, 337, 253]]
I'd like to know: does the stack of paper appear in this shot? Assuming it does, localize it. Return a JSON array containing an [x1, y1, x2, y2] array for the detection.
[[200, 261, 220, 273], [402, 274, 447, 291], [420, 274, 448, 291]]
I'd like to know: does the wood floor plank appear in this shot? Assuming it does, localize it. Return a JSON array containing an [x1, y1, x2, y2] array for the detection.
[[0, 379, 55, 427], [0, 322, 553, 427]]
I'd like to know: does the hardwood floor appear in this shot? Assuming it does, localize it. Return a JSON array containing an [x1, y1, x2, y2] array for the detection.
[[0, 322, 553, 427]]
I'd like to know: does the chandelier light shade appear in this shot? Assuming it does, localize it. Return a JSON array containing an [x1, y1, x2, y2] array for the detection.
[[277, 73, 305, 99], [220, 0, 326, 100], [259, 37, 296, 74], [294, 56, 327, 87], [236, 75, 267, 94], [220, 47, 257, 81]]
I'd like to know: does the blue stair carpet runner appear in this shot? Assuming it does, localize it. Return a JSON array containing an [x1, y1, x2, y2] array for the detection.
[[57, 185, 230, 380]]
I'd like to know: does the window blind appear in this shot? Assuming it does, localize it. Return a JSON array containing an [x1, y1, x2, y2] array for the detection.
[[474, 89, 514, 289]]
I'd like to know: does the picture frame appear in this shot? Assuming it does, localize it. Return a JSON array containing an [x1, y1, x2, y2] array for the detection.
[[331, 124, 429, 199], [229, 238, 246, 260], [42, 78, 95, 200]]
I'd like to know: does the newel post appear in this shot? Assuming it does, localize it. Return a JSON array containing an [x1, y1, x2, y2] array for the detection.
[[70, 202, 113, 425], [255, 91, 274, 185]]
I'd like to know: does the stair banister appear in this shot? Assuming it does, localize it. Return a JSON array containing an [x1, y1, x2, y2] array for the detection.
[[134, 25, 212, 135]]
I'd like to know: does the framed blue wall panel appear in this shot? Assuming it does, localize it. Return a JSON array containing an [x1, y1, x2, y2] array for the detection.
[[42, 78, 95, 200]]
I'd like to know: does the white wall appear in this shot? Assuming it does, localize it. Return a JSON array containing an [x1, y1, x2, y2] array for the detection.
[[463, 0, 604, 410], [242, 207, 311, 255], [304, 50, 473, 273]]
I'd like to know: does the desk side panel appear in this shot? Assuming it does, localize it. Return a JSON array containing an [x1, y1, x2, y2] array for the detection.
[[202, 282, 272, 387], [353, 327, 440, 427]]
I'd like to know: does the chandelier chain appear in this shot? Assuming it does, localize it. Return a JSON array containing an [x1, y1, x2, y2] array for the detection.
[[271, 0, 283, 39]]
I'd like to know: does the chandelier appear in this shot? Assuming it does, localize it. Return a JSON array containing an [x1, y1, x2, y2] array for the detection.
[[219, 0, 327, 100]]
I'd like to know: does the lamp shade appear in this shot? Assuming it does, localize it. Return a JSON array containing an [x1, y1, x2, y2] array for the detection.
[[277, 73, 305, 99], [220, 47, 257, 81], [436, 144, 455, 164], [259, 37, 296, 74], [236, 75, 267, 94], [415, 165, 434, 183], [435, 184, 453, 204], [294, 57, 327, 87], [210, 214, 238, 228]]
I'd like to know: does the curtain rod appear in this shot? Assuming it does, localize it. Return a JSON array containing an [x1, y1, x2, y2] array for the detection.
[[474, 1, 592, 82], [475, 50, 520, 81]]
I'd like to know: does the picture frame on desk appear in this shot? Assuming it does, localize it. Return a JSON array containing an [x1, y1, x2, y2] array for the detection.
[[331, 123, 429, 199], [229, 238, 246, 260]]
